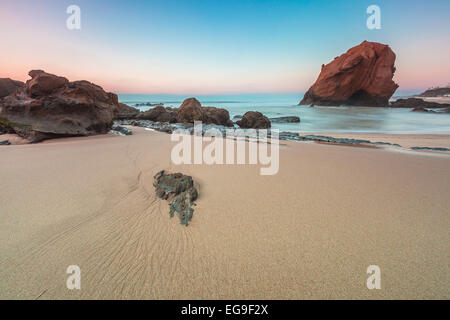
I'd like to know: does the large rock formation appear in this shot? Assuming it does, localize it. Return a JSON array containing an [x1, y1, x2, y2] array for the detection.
[[236, 111, 271, 129], [299, 41, 398, 107], [0, 78, 24, 98], [0, 70, 119, 142]]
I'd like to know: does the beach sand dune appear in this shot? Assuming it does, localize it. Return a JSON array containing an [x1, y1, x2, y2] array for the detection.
[[0, 128, 449, 299]]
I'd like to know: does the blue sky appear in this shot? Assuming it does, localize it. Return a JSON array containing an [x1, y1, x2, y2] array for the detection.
[[1, 0, 449, 93]]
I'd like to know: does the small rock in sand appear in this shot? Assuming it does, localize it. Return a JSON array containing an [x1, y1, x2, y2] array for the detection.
[[153, 170, 198, 226]]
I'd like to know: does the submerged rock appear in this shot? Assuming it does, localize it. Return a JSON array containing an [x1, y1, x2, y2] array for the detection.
[[236, 111, 271, 129], [270, 116, 300, 123], [411, 146, 450, 152], [153, 170, 198, 226], [412, 107, 436, 113], [299, 41, 398, 107], [390, 98, 450, 109]]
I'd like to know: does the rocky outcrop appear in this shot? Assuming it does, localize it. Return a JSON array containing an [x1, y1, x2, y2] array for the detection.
[[202, 107, 233, 126], [270, 116, 300, 123], [177, 98, 233, 126], [390, 98, 450, 109], [114, 103, 140, 120], [177, 98, 203, 123], [0, 78, 24, 98], [0, 70, 119, 142], [139, 105, 178, 123], [236, 111, 271, 129], [154, 170, 199, 227], [299, 41, 398, 107], [419, 87, 450, 97]]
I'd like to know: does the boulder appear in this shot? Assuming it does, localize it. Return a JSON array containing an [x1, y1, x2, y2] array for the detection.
[[140, 105, 178, 123], [299, 41, 398, 107], [0, 78, 24, 98], [114, 103, 140, 120], [202, 107, 233, 127], [177, 98, 203, 123], [236, 111, 271, 129], [0, 70, 119, 142], [412, 107, 435, 113], [177, 98, 233, 126]]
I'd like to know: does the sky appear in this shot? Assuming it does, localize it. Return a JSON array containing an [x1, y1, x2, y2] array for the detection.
[[0, 0, 449, 94]]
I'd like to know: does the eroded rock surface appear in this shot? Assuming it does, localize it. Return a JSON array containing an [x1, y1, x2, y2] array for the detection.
[[299, 41, 398, 107], [0, 70, 119, 142]]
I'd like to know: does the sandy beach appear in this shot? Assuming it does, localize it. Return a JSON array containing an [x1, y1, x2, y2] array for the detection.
[[0, 127, 448, 299]]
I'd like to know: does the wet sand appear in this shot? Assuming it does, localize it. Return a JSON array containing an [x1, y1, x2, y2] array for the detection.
[[0, 127, 449, 299]]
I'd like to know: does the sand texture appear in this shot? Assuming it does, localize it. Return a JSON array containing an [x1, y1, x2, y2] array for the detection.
[[0, 127, 449, 299]]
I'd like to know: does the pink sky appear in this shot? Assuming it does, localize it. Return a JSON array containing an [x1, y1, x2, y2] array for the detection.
[[1, 0, 449, 94]]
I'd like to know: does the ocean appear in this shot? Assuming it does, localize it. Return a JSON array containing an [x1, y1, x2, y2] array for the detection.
[[118, 93, 450, 134]]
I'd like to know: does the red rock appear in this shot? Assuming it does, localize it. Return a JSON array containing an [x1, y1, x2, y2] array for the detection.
[[0, 78, 24, 98], [0, 70, 119, 142], [177, 98, 203, 123], [26, 70, 68, 97], [299, 41, 398, 107], [236, 111, 271, 129]]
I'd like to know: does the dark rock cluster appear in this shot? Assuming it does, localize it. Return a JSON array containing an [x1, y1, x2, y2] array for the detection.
[[390, 98, 450, 109], [111, 125, 133, 135]]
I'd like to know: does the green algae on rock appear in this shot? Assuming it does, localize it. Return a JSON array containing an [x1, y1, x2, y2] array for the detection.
[[153, 170, 198, 226]]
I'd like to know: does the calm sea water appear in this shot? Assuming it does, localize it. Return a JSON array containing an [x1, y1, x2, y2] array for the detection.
[[118, 93, 450, 134]]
